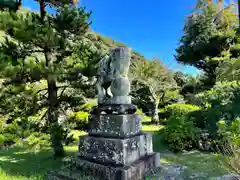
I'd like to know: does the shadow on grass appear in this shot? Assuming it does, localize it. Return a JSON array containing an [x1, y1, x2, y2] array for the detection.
[[152, 128, 169, 152], [0, 146, 78, 179], [160, 151, 227, 177]]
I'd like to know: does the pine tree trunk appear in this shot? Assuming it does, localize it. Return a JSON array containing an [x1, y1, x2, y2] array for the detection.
[[151, 100, 159, 124], [39, 0, 46, 22], [45, 51, 64, 158], [47, 74, 64, 158]]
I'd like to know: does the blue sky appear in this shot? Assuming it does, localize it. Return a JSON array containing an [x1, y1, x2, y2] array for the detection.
[[22, 0, 201, 75]]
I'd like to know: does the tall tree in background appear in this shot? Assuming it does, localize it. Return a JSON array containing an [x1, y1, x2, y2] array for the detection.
[[176, 0, 237, 89], [0, 0, 22, 11], [0, 0, 93, 157], [238, 0, 240, 30], [130, 58, 177, 123], [215, 0, 240, 82]]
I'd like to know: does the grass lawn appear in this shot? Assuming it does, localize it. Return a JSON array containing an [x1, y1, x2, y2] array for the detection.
[[0, 146, 78, 180], [160, 151, 227, 178], [0, 125, 226, 180]]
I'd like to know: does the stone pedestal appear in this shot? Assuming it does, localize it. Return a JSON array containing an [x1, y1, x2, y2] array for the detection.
[[74, 153, 160, 180], [89, 114, 141, 138], [47, 105, 160, 180], [77, 110, 160, 180], [78, 132, 153, 166]]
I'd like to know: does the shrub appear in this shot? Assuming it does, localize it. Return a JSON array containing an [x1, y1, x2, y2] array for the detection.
[[136, 108, 144, 115], [4, 120, 22, 135], [0, 135, 5, 148], [217, 118, 240, 147], [67, 111, 89, 130], [164, 103, 200, 118], [216, 118, 240, 176], [158, 108, 169, 121], [164, 115, 200, 152], [2, 133, 19, 147], [191, 82, 240, 135], [16, 132, 51, 151], [0, 116, 6, 133]]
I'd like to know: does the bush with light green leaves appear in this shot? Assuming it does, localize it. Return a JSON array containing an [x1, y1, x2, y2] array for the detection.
[[67, 111, 89, 130], [164, 115, 200, 152], [164, 103, 200, 118]]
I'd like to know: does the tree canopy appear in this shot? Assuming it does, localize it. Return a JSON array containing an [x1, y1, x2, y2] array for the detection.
[[130, 58, 177, 123], [175, 0, 237, 88]]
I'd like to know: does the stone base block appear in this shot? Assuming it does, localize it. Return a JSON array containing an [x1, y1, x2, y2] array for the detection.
[[78, 133, 153, 166], [89, 114, 141, 138], [47, 153, 160, 180]]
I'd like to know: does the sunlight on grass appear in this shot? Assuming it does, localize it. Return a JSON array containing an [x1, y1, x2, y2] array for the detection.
[[14, 151, 29, 155], [0, 127, 227, 179], [161, 151, 227, 177], [141, 115, 151, 122], [160, 157, 169, 163], [0, 145, 79, 180], [64, 146, 78, 152], [141, 125, 164, 132]]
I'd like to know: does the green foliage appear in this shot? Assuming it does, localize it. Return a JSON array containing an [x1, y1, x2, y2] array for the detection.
[[79, 100, 97, 112], [164, 115, 200, 152], [130, 58, 177, 123], [160, 90, 184, 107], [217, 58, 240, 81], [67, 111, 89, 130], [0, 4, 149, 154], [164, 103, 200, 117], [216, 118, 240, 176], [0, 134, 4, 147], [164, 90, 182, 100], [136, 108, 144, 115], [131, 58, 177, 94], [4, 120, 22, 136], [16, 132, 50, 150], [176, 1, 238, 88], [1, 133, 19, 146], [0, 1, 100, 157], [173, 71, 189, 87], [191, 81, 240, 134], [0, 0, 21, 12], [217, 118, 240, 147]]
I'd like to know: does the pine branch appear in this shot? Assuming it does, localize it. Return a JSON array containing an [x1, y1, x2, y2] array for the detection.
[[35, 88, 48, 95]]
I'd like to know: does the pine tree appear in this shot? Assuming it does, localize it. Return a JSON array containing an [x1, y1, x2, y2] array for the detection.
[[0, 0, 94, 157]]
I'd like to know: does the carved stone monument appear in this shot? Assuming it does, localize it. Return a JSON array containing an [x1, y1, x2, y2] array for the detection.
[[48, 47, 160, 180]]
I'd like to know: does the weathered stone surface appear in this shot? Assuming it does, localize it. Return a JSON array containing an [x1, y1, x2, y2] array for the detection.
[[105, 95, 131, 105], [96, 47, 132, 105], [78, 133, 153, 166], [91, 104, 137, 115], [75, 153, 160, 180], [89, 114, 141, 138], [47, 153, 160, 180]]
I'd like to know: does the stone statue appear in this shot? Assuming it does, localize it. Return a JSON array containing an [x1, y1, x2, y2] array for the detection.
[[96, 47, 132, 105], [48, 48, 160, 180]]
